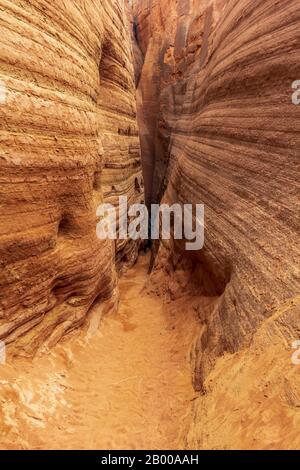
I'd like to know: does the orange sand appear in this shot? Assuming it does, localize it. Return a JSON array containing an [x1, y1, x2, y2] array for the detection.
[[0, 254, 199, 450]]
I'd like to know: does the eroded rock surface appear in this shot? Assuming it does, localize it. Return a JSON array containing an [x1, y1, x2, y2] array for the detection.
[[132, 0, 300, 444], [0, 0, 143, 354]]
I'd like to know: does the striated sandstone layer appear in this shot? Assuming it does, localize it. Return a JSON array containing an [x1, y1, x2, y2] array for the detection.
[[132, 0, 300, 445], [0, 0, 143, 355]]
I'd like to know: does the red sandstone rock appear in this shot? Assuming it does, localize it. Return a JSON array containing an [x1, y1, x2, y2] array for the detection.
[[133, 0, 300, 389], [0, 0, 143, 354]]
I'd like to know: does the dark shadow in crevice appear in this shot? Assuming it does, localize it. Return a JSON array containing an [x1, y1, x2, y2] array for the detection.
[[93, 171, 102, 191], [57, 215, 73, 237]]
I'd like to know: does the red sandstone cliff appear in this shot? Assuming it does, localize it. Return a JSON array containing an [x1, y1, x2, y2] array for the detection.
[[0, 0, 143, 355], [132, 0, 300, 447], [133, 0, 300, 386]]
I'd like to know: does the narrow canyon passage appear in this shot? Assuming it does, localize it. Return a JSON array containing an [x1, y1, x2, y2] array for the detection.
[[0, 254, 199, 450], [1, 0, 299, 452]]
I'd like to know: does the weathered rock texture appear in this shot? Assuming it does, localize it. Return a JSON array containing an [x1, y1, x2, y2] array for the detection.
[[0, 0, 143, 354], [132, 0, 300, 395]]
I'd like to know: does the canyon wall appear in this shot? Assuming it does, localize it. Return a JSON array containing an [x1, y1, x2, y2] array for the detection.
[[0, 0, 143, 355], [132, 0, 300, 421]]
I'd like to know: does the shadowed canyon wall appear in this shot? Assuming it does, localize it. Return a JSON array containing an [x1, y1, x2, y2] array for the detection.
[[0, 0, 143, 355], [132, 0, 300, 397]]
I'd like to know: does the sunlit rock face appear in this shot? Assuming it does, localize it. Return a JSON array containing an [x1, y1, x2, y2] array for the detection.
[[133, 0, 300, 389], [0, 0, 143, 354]]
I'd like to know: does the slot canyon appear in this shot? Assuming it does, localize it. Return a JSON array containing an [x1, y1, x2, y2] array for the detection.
[[0, 0, 299, 451]]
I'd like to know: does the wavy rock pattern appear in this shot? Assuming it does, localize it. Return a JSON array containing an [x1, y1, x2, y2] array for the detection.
[[133, 0, 300, 390], [0, 0, 143, 354]]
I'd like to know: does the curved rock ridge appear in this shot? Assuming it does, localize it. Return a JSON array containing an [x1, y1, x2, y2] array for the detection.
[[0, 0, 143, 354], [132, 0, 300, 390]]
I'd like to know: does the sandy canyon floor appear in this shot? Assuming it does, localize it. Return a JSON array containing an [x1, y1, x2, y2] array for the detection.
[[0, 254, 200, 450]]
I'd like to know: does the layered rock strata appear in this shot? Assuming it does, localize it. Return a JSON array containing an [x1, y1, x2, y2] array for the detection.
[[0, 0, 143, 354], [132, 0, 300, 391]]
